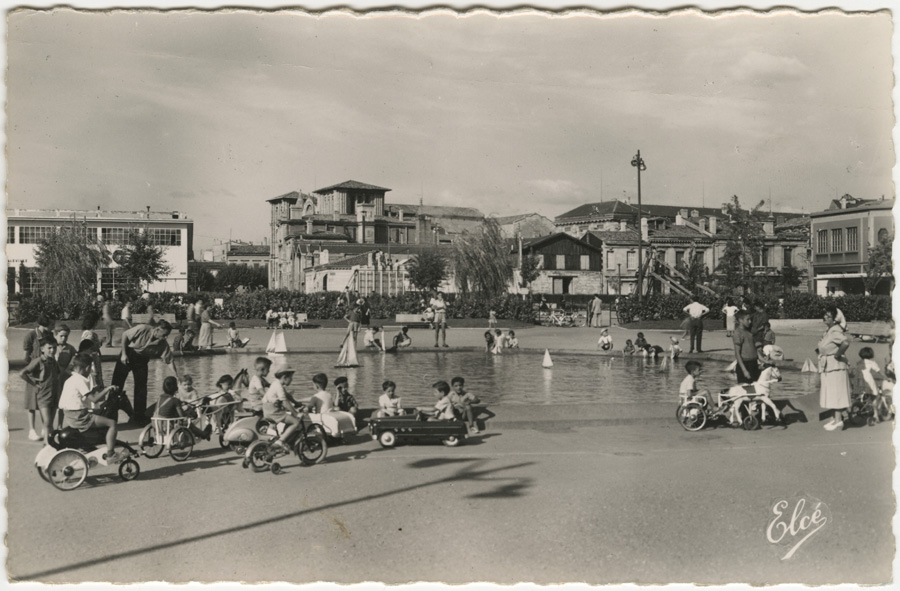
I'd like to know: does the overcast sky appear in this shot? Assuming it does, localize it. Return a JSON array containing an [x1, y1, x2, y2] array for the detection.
[[6, 8, 895, 251]]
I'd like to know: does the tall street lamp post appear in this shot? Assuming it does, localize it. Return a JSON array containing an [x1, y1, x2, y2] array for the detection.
[[631, 150, 647, 305]]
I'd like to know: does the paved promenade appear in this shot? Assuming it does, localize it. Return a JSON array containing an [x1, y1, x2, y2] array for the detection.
[[3, 321, 895, 584]]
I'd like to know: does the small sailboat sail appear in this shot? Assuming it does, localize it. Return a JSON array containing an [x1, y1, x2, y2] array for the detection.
[[336, 334, 359, 368], [266, 331, 287, 354], [542, 349, 553, 368]]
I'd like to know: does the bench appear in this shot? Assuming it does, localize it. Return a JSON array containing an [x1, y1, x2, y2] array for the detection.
[[395, 313, 432, 329], [132, 313, 177, 325], [846, 322, 893, 343]]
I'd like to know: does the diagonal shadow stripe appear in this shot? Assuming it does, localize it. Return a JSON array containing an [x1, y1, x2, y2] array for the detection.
[[18, 458, 534, 581]]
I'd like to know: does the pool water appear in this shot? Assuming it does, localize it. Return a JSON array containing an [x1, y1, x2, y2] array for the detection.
[[11, 351, 818, 410]]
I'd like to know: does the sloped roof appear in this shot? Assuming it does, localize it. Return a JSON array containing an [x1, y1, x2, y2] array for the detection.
[[387, 203, 484, 219], [291, 232, 353, 241], [227, 244, 270, 256], [313, 180, 391, 194], [812, 199, 895, 218], [585, 229, 642, 244], [557, 199, 804, 223], [650, 226, 714, 241], [519, 232, 603, 253], [266, 191, 302, 204], [495, 213, 550, 225], [555, 200, 643, 222]]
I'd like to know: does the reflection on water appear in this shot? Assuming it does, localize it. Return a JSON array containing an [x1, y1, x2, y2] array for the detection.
[[8, 352, 819, 409]]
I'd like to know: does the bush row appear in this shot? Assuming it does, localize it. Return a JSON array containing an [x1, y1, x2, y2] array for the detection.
[[12, 290, 893, 325]]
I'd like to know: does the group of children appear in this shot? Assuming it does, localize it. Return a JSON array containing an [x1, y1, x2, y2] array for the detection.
[[377, 376, 481, 433], [172, 321, 249, 352], [265, 308, 304, 330], [483, 329, 519, 354], [618, 332, 682, 360]]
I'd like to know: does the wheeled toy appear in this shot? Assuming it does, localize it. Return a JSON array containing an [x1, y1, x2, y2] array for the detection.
[[138, 416, 198, 462], [368, 410, 468, 448], [676, 387, 772, 432], [222, 408, 276, 455], [849, 391, 895, 427], [35, 428, 141, 491], [243, 418, 328, 474]]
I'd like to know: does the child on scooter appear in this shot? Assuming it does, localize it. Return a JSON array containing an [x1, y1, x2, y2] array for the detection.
[[58, 354, 123, 461], [156, 376, 212, 442], [379, 380, 403, 417], [246, 357, 272, 410], [262, 369, 303, 450]]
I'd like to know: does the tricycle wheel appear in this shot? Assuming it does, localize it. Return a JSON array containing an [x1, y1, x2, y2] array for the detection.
[[169, 428, 194, 462], [442, 435, 462, 447], [47, 450, 89, 491], [271, 462, 283, 475], [118, 458, 140, 481], [867, 416, 877, 427], [36, 465, 49, 482], [247, 441, 271, 472], [378, 430, 396, 448], [297, 432, 328, 466], [230, 442, 248, 456], [138, 424, 163, 458], [742, 414, 760, 431], [218, 433, 229, 449], [677, 402, 707, 432]]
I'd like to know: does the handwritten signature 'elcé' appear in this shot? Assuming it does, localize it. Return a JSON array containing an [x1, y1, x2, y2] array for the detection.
[[766, 497, 829, 560]]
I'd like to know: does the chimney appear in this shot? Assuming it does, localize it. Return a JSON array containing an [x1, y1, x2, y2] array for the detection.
[[679, 208, 688, 218], [367, 252, 374, 266], [640, 218, 649, 241], [358, 212, 366, 244], [619, 220, 627, 232], [172, 211, 179, 219], [698, 218, 707, 232], [320, 249, 329, 264], [763, 218, 775, 236], [398, 209, 404, 222], [675, 214, 684, 226], [708, 216, 717, 235], [306, 219, 313, 234]]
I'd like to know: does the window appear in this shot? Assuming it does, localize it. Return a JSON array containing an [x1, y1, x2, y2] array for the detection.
[[7, 226, 14, 244], [101, 227, 129, 244], [19, 266, 41, 295], [147, 228, 182, 246], [555, 255, 565, 269], [101, 268, 135, 293], [846, 227, 858, 252], [831, 229, 843, 252], [580, 255, 590, 270], [606, 251, 615, 269], [817, 230, 828, 254], [753, 248, 769, 267], [626, 251, 637, 270], [783, 246, 793, 267], [675, 250, 685, 268], [552, 277, 572, 294], [19, 226, 55, 244]]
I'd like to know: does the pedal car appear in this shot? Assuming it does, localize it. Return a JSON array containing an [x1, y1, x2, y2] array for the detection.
[[35, 427, 141, 491], [368, 411, 467, 448], [308, 411, 358, 443]]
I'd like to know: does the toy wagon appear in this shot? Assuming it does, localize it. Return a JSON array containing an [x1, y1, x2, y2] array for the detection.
[[368, 412, 467, 448]]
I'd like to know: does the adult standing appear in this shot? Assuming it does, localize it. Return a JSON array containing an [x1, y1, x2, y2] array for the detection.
[[590, 294, 603, 328], [722, 298, 739, 338], [682, 296, 709, 354], [198, 303, 222, 349], [187, 299, 203, 336], [818, 306, 852, 431], [111, 320, 177, 424], [343, 300, 363, 346], [120, 298, 133, 330], [732, 311, 761, 384], [749, 300, 769, 348], [101, 293, 115, 346], [359, 297, 371, 330], [431, 291, 449, 348]]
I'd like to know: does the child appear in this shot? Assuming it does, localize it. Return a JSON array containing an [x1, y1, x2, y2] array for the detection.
[[635, 332, 649, 354], [484, 330, 495, 353], [668, 337, 682, 361], [265, 308, 278, 330], [205, 374, 239, 432], [156, 376, 213, 442], [507, 330, 519, 349], [334, 376, 358, 417], [58, 354, 123, 461], [679, 361, 711, 408], [309, 373, 334, 413], [227, 322, 249, 348], [179, 374, 201, 405], [77, 337, 104, 389], [378, 380, 403, 417], [246, 357, 272, 410], [858, 347, 890, 422], [423, 307, 435, 329], [762, 322, 776, 347], [173, 326, 187, 353], [449, 376, 481, 433], [493, 329, 504, 353], [597, 328, 613, 351], [488, 309, 498, 329], [287, 309, 297, 330], [262, 368, 303, 449], [390, 326, 412, 352], [54, 324, 78, 373], [20, 337, 60, 441], [364, 326, 385, 351], [623, 339, 635, 355], [430, 381, 456, 420]]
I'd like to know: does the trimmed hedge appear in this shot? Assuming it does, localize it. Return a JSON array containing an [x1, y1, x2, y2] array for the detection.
[[12, 289, 892, 325]]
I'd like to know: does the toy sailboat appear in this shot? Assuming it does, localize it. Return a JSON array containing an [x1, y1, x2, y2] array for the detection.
[[542, 349, 553, 368], [266, 331, 287, 355], [658, 356, 669, 372], [801, 359, 817, 373], [725, 360, 737, 373], [336, 333, 360, 368]]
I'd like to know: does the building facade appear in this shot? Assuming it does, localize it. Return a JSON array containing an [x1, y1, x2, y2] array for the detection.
[[6, 208, 193, 295], [516, 233, 604, 295], [809, 196, 894, 295], [268, 180, 484, 291], [497, 213, 556, 240]]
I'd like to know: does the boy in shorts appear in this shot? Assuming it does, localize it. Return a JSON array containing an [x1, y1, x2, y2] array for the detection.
[[262, 369, 303, 449], [430, 381, 456, 420], [58, 354, 123, 460], [20, 337, 60, 441], [679, 361, 711, 408], [449, 376, 481, 433], [245, 357, 272, 410], [156, 376, 213, 441]]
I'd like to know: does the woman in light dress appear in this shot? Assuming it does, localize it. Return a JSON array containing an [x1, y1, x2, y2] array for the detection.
[[817, 305, 851, 431]]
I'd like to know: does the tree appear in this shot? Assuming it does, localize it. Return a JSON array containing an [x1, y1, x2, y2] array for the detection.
[[714, 195, 766, 293], [865, 232, 893, 294], [519, 254, 541, 290], [215, 264, 268, 291], [779, 264, 803, 295], [33, 219, 110, 316], [452, 218, 514, 298], [406, 249, 448, 292], [117, 229, 173, 292], [675, 245, 710, 294]]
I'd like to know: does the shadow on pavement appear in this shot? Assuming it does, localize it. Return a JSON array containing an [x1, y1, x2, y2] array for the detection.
[[19, 456, 535, 581]]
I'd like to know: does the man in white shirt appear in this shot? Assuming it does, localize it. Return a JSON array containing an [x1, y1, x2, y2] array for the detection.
[[682, 296, 709, 354]]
